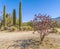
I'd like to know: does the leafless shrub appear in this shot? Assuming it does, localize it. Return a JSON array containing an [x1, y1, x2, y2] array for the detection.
[[33, 14, 54, 44]]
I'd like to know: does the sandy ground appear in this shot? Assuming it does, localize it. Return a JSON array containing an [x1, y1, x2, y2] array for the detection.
[[0, 31, 60, 41], [0, 31, 40, 49], [0, 31, 60, 49], [47, 33, 60, 38], [0, 31, 60, 40], [0, 31, 39, 41]]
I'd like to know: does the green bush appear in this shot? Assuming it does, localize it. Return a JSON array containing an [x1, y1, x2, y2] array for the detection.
[[22, 26, 33, 31], [9, 26, 18, 32], [1, 26, 8, 31], [1, 27, 4, 31], [51, 28, 58, 33]]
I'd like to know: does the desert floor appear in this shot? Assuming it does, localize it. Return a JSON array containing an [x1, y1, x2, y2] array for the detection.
[[0, 31, 60, 49]]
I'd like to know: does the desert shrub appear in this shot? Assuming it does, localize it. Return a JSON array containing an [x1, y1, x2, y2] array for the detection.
[[0, 26, 8, 31], [51, 28, 58, 33], [22, 26, 27, 31], [27, 26, 33, 31], [0, 23, 2, 29], [4, 26, 8, 30], [33, 14, 54, 44], [1, 27, 4, 31], [27, 21, 33, 27], [22, 26, 33, 31], [9, 26, 18, 32]]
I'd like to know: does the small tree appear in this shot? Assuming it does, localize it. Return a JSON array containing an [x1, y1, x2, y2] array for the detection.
[[33, 14, 54, 44]]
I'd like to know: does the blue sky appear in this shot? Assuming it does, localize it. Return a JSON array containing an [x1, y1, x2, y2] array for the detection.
[[0, 0, 60, 22]]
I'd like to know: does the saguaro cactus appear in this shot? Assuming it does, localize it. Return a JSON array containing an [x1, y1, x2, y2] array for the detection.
[[13, 9, 16, 26], [19, 0, 22, 29], [3, 5, 6, 26]]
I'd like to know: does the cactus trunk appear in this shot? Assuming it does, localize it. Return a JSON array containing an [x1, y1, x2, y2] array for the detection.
[[3, 5, 6, 26], [19, 0, 22, 29], [13, 9, 16, 26]]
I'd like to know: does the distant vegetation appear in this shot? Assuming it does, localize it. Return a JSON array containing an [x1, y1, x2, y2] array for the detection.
[[0, 1, 33, 32], [0, 0, 59, 32]]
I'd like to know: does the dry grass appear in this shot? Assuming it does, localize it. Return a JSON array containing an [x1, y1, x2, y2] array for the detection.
[[40, 34, 60, 49]]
